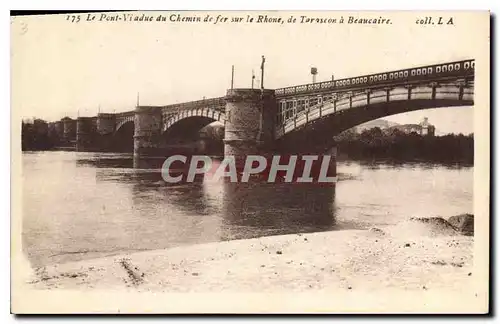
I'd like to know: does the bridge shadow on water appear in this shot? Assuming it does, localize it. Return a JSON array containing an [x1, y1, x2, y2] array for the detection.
[[77, 154, 341, 243], [221, 181, 337, 240]]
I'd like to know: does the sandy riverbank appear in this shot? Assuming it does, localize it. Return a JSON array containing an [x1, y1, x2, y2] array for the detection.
[[25, 219, 475, 294]]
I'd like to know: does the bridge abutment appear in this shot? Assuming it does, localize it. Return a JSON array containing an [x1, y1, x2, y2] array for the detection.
[[224, 88, 277, 157], [133, 106, 162, 168]]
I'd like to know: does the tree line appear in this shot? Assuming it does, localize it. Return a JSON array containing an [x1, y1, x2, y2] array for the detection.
[[22, 120, 56, 151], [334, 127, 473, 165], [22, 119, 474, 166]]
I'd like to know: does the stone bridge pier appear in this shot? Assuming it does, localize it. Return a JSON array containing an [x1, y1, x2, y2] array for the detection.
[[96, 113, 116, 151], [224, 88, 336, 177], [133, 106, 162, 168], [224, 88, 277, 157], [97, 113, 116, 135], [62, 118, 76, 145], [76, 117, 96, 152], [75, 114, 117, 152]]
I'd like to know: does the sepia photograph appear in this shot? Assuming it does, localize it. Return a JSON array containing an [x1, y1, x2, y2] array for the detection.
[[10, 10, 490, 314]]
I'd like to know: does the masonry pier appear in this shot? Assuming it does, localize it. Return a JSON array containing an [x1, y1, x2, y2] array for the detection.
[[223, 88, 277, 157], [76, 117, 96, 152], [133, 106, 162, 168]]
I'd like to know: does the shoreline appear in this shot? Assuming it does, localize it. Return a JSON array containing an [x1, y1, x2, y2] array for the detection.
[[25, 219, 474, 293]]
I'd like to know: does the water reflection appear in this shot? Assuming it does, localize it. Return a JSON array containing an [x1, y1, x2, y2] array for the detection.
[[75, 152, 135, 169], [132, 181, 220, 217], [349, 158, 474, 171], [22, 152, 472, 267], [89, 153, 338, 240], [222, 181, 336, 239]]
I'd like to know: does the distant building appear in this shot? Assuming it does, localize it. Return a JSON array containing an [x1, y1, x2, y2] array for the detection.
[[353, 119, 398, 133], [419, 117, 435, 136], [384, 117, 435, 136]]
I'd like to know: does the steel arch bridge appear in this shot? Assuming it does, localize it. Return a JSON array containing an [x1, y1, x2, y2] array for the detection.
[[70, 58, 475, 155]]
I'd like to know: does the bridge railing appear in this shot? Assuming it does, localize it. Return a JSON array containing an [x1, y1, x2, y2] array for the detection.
[[161, 96, 226, 114], [115, 111, 135, 118], [275, 76, 474, 138], [275, 59, 475, 98]]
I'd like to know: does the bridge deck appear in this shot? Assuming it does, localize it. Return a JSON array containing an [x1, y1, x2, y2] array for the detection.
[[61, 59, 475, 128]]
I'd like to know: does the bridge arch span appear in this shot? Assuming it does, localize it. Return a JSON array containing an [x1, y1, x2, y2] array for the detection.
[[275, 80, 473, 152], [162, 107, 225, 138], [115, 115, 135, 133], [111, 119, 135, 152]]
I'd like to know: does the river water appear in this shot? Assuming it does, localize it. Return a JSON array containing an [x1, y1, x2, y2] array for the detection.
[[21, 151, 473, 267]]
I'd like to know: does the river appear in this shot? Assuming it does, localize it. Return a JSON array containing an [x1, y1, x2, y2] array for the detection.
[[21, 151, 473, 268]]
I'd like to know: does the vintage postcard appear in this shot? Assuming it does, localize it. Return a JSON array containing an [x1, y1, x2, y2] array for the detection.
[[11, 11, 490, 313]]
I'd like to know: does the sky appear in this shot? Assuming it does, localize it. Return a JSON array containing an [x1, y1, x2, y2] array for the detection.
[[11, 11, 485, 134]]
